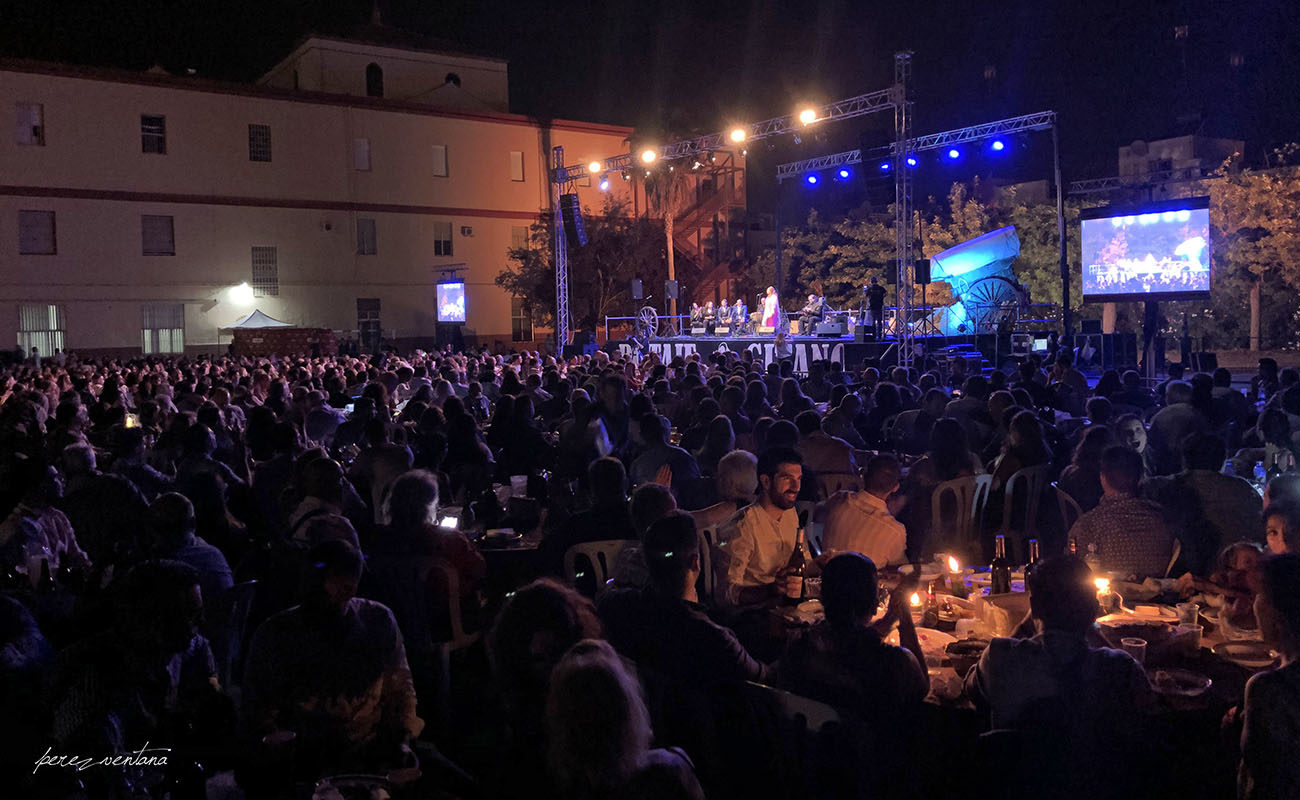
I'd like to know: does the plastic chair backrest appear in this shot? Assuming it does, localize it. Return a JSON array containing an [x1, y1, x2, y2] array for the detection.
[[563, 540, 631, 598], [931, 475, 993, 553], [429, 560, 480, 651], [1053, 482, 1084, 532], [1002, 465, 1051, 560]]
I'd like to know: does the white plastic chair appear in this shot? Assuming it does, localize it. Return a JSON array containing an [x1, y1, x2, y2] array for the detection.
[[931, 474, 993, 555], [1053, 482, 1084, 533], [563, 540, 631, 598], [1002, 465, 1052, 562]]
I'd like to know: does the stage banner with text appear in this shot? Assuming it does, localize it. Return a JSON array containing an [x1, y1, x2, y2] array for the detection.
[[607, 338, 885, 373]]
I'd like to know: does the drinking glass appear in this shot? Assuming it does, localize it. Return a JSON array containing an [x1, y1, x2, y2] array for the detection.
[[1120, 637, 1147, 665], [1176, 602, 1200, 625]]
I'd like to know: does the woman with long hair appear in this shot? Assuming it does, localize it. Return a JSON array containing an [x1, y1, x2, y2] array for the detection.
[[1058, 425, 1113, 512], [547, 639, 705, 800], [989, 410, 1054, 488], [694, 414, 735, 478]]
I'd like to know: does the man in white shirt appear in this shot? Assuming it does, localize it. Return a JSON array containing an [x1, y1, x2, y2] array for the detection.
[[821, 454, 907, 567], [719, 446, 809, 607]]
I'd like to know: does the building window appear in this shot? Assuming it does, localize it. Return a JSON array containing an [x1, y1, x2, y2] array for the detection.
[[16, 103, 44, 146], [18, 303, 65, 356], [354, 138, 371, 171], [510, 225, 529, 250], [509, 150, 525, 182], [141, 303, 184, 354], [511, 296, 532, 342], [432, 144, 448, 177], [141, 215, 175, 256], [141, 114, 166, 154], [357, 298, 381, 353], [251, 246, 278, 296], [357, 217, 377, 255], [433, 221, 453, 256], [366, 63, 384, 98], [248, 123, 272, 162], [18, 210, 56, 254]]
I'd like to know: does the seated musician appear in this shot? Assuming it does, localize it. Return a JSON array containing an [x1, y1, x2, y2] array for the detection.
[[690, 302, 704, 327], [718, 299, 731, 327], [704, 301, 716, 334], [734, 300, 749, 333], [798, 294, 824, 335]]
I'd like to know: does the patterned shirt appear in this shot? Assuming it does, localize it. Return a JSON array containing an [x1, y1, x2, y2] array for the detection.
[[1067, 494, 1173, 579], [718, 504, 805, 604]]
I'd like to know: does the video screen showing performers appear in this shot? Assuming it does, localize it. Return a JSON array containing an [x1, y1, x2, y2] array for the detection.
[[436, 281, 466, 323], [1081, 200, 1211, 301]]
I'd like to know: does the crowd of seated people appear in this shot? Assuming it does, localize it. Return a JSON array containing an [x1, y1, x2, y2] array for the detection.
[[2, 343, 1300, 799]]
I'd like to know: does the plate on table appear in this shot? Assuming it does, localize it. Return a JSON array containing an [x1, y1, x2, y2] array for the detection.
[[886, 627, 957, 659], [1149, 668, 1212, 697], [1096, 616, 1173, 647], [968, 571, 1025, 586], [1123, 604, 1180, 623], [977, 581, 1026, 596], [479, 528, 523, 547], [1213, 641, 1280, 670]]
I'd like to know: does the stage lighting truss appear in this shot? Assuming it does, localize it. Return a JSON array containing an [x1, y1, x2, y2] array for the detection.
[[554, 88, 895, 183], [773, 110, 1056, 182]]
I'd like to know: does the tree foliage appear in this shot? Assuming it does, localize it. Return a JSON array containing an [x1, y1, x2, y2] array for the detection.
[[496, 198, 667, 334]]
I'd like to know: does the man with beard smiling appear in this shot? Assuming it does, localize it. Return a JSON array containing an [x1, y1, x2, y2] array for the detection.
[[719, 446, 810, 608]]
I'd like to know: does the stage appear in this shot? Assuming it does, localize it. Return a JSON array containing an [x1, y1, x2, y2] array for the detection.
[[603, 329, 1081, 372]]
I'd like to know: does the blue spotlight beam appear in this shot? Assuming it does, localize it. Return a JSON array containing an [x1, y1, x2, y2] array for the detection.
[[554, 87, 896, 183], [775, 110, 1056, 181]]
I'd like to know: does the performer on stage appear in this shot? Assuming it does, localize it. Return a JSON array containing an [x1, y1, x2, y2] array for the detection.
[[718, 299, 731, 327], [689, 302, 704, 328], [865, 277, 887, 339], [704, 301, 716, 334], [798, 294, 825, 335], [734, 299, 749, 334], [761, 286, 780, 329]]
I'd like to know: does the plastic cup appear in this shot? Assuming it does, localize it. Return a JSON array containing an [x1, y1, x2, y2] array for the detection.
[[509, 475, 529, 497], [1175, 623, 1203, 651], [1120, 637, 1148, 665], [955, 618, 979, 638], [1176, 602, 1200, 625]]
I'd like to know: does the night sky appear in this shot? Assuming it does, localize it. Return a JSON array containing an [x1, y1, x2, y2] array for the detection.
[[5, 0, 1299, 210]]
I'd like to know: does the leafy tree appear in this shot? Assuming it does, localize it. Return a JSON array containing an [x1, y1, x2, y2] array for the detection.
[[496, 198, 666, 336]]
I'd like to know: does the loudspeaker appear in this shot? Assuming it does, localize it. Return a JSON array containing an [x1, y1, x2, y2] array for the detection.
[[855, 325, 875, 343], [883, 261, 898, 285], [915, 258, 931, 285], [559, 193, 587, 249], [664, 280, 679, 299], [815, 321, 847, 337], [1081, 319, 1102, 335], [630, 279, 643, 300]]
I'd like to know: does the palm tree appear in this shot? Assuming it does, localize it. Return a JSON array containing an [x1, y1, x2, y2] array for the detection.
[[644, 165, 697, 323]]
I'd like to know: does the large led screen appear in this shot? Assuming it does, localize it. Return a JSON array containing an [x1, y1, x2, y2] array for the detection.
[[1080, 198, 1210, 302], [436, 281, 466, 323]]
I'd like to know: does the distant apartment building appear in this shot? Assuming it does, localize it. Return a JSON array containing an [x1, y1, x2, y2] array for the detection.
[[1117, 135, 1242, 182], [0, 30, 635, 355]]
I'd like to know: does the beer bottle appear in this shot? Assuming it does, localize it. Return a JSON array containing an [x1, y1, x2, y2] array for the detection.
[[782, 528, 807, 605]]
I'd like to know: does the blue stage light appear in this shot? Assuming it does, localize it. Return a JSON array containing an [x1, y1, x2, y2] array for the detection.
[[880, 161, 891, 171], [947, 148, 961, 160], [838, 168, 850, 179], [599, 178, 610, 191], [906, 156, 917, 167], [806, 174, 818, 185], [991, 140, 1005, 151]]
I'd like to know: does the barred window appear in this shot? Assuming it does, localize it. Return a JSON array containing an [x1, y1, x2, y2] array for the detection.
[[432, 144, 448, 177], [141, 215, 175, 256], [16, 103, 44, 146], [141, 114, 166, 154], [357, 218, 377, 255], [18, 303, 65, 356], [433, 221, 453, 256], [511, 296, 532, 342], [142, 303, 184, 354], [511, 225, 529, 250], [248, 123, 272, 162], [251, 246, 278, 297]]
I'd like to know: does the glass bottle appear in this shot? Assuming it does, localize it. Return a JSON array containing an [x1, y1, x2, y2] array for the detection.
[[782, 528, 807, 606], [990, 534, 1012, 595], [1023, 539, 1040, 587]]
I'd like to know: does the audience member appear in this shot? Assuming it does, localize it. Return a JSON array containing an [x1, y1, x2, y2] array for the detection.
[[822, 454, 907, 566], [1068, 447, 1173, 578]]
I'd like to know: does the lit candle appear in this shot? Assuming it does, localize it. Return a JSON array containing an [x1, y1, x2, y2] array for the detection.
[[909, 591, 922, 607], [948, 556, 960, 574], [1095, 577, 1111, 611]]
